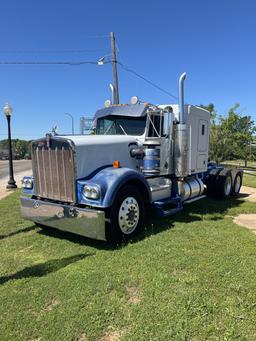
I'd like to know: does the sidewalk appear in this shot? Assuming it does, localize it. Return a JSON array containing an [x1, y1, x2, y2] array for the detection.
[[0, 170, 30, 200]]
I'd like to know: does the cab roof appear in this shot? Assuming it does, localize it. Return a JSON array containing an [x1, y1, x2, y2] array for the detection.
[[94, 103, 149, 119]]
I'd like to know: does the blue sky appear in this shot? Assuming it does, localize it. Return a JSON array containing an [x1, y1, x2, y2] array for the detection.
[[0, 0, 255, 139]]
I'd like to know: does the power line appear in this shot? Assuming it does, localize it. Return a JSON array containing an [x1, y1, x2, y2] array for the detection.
[[117, 61, 178, 100], [82, 34, 109, 39], [0, 53, 177, 99], [0, 49, 110, 54], [0, 60, 101, 65]]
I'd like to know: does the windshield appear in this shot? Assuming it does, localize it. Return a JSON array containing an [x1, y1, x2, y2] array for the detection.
[[96, 115, 146, 135]]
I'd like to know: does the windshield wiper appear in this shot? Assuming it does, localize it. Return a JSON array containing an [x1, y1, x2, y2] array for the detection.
[[104, 121, 115, 135], [118, 123, 127, 135]]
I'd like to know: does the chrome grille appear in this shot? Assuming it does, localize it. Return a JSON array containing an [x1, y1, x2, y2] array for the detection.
[[32, 138, 75, 202]]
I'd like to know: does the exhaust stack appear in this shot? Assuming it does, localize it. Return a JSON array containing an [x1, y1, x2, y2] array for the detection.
[[178, 72, 186, 124], [174, 72, 189, 178], [109, 83, 115, 104]]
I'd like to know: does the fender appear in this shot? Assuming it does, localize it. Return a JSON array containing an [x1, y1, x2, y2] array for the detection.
[[77, 167, 152, 208]]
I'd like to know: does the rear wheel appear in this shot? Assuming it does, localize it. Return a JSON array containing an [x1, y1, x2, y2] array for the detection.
[[106, 185, 145, 243], [215, 169, 233, 199], [232, 172, 243, 196]]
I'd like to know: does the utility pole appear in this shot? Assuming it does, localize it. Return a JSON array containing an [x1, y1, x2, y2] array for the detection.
[[110, 32, 119, 104]]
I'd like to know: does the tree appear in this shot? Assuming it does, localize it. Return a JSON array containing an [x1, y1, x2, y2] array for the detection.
[[220, 104, 256, 166], [0, 139, 32, 159], [200, 103, 256, 165], [14, 139, 28, 159]]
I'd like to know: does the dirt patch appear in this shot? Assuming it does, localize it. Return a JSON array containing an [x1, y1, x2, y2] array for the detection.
[[100, 330, 123, 341], [234, 214, 256, 234], [239, 186, 256, 202], [77, 333, 88, 341], [125, 285, 141, 304], [45, 299, 60, 311]]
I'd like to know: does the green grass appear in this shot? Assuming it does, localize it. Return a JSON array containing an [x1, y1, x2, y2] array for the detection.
[[243, 172, 256, 188], [1, 191, 256, 340]]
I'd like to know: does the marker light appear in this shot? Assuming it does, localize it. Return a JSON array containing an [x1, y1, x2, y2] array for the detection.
[[104, 100, 112, 108], [113, 160, 120, 168], [131, 96, 139, 105]]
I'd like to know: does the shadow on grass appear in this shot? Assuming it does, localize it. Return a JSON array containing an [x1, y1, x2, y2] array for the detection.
[[0, 253, 92, 285], [35, 196, 247, 248], [133, 196, 248, 243], [38, 226, 117, 250], [0, 225, 36, 241]]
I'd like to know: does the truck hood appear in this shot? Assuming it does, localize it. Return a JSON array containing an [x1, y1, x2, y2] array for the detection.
[[58, 135, 140, 179]]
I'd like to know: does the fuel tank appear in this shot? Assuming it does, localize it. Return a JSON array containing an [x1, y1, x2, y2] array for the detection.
[[178, 177, 204, 201]]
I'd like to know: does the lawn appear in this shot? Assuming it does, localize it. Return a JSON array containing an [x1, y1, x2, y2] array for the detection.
[[243, 172, 256, 188], [1, 191, 256, 340]]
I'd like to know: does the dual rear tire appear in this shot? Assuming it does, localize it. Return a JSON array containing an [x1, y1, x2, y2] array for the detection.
[[206, 169, 243, 199]]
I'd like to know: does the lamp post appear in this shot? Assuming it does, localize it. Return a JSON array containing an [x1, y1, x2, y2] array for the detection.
[[64, 113, 74, 135], [3, 103, 17, 189]]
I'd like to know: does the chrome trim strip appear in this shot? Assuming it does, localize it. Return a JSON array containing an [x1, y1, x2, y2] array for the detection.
[[36, 147, 42, 194], [42, 147, 47, 197], [55, 147, 60, 199], [48, 148, 53, 198], [20, 196, 106, 241], [62, 147, 67, 200]]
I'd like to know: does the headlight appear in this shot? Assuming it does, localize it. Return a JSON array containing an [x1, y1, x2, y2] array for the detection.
[[21, 177, 33, 189], [83, 184, 100, 200]]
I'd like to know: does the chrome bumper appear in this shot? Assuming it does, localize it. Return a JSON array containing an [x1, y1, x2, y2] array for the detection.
[[20, 196, 106, 241]]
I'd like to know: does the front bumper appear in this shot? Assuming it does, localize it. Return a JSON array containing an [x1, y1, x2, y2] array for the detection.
[[20, 196, 106, 241]]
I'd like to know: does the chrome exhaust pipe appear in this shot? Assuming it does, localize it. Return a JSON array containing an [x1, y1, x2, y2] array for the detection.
[[174, 72, 189, 178], [109, 83, 115, 104], [178, 72, 186, 124]]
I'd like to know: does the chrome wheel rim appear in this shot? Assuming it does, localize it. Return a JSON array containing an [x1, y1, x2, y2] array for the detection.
[[118, 197, 140, 234], [224, 176, 232, 196], [235, 176, 241, 193]]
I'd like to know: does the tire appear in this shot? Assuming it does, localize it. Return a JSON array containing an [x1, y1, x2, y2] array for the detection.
[[215, 169, 233, 199], [106, 185, 145, 243], [231, 171, 243, 196]]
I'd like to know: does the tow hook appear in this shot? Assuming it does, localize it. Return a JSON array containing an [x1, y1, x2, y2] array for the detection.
[[69, 208, 78, 217]]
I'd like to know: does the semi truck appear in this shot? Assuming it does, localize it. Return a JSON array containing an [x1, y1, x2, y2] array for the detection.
[[20, 73, 243, 242]]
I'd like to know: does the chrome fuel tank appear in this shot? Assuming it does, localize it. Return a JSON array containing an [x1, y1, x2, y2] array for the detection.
[[178, 177, 204, 201]]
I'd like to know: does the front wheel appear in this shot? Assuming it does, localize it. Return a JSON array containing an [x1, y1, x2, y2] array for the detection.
[[106, 185, 145, 243]]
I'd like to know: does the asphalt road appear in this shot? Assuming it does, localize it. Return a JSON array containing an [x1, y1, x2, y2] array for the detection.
[[0, 160, 32, 180]]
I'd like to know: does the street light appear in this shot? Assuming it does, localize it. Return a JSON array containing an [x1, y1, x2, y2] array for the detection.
[[64, 113, 74, 135], [3, 103, 17, 189]]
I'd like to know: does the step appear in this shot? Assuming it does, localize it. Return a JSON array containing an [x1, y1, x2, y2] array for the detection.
[[155, 206, 183, 217]]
